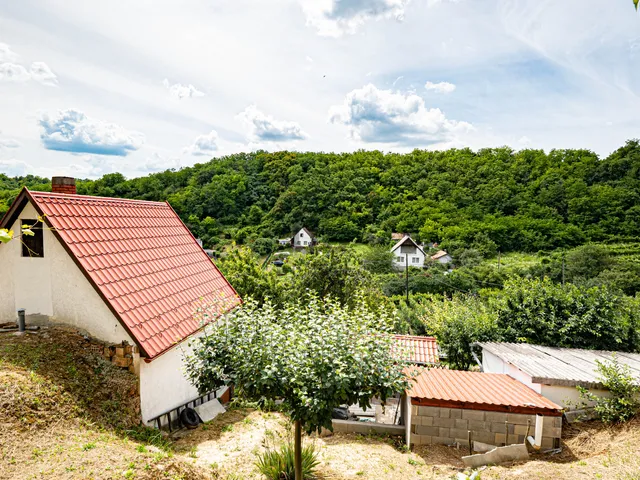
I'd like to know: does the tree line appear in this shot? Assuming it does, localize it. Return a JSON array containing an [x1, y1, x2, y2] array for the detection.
[[2, 140, 640, 254]]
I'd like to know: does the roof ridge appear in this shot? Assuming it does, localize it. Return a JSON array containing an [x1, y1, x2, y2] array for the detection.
[[28, 189, 167, 206]]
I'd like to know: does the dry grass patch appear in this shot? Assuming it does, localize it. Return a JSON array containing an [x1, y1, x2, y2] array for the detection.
[[0, 327, 211, 479]]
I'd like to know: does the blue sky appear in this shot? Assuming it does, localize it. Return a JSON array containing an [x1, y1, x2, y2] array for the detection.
[[0, 0, 638, 178]]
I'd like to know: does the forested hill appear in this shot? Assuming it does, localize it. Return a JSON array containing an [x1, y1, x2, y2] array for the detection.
[[2, 140, 640, 253]]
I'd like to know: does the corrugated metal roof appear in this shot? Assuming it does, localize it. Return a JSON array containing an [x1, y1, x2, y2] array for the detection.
[[408, 368, 562, 414], [479, 342, 640, 388], [23, 189, 241, 359], [394, 335, 439, 364]]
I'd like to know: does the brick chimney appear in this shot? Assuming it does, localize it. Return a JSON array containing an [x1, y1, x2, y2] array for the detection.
[[51, 176, 76, 194]]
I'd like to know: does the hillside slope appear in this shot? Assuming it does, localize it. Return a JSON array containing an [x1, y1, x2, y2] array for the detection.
[[0, 326, 208, 480]]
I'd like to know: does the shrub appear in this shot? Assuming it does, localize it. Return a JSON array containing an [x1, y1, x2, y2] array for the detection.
[[577, 355, 640, 424], [419, 295, 497, 370], [255, 441, 319, 480]]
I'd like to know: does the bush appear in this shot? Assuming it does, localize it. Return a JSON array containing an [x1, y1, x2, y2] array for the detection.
[[577, 355, 640, 424], [494, 278, 640, 352], [419, 295, 497, 370], [255, 441, 319, 479]]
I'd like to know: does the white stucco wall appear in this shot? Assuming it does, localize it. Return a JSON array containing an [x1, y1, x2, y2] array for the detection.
[[293, 229, 313, 247], [481, 350, 541, 393], [0, 201, 133, 345], [392, 247, 426, 269], [139, 333, 204, 423]]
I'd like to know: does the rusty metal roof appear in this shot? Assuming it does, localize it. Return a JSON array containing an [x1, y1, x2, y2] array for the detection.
[[478, 342, 640, 389], [394, 335, 439, 364], [14, 189, 240, 360], [408, 368, 562, 415]]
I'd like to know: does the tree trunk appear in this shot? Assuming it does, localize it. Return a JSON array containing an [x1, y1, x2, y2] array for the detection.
[[294, 420, 302, 480]]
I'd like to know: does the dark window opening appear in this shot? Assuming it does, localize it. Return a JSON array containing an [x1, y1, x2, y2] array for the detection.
[[21, 219, 44, 258]]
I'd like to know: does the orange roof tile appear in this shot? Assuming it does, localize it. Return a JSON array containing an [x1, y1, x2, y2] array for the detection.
[[408, 368, 562, 415], [13, 189, 240, 359], [394, 335, 439, 364]]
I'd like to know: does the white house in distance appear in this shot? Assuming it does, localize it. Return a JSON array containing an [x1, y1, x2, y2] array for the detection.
[[391, 235, 426, 269], [477, 342, 640, 415], [0, 177, 241, 428], [431, 250, 452, 265], [292, 227, 315, 248]]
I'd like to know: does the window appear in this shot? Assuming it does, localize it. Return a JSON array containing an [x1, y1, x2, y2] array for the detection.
[[297, 241, 301, 246], [412, 257, 420, 264], [396, 256, 403, 263], [300, 232, 304, 238], [21, 219, 44, 258], [303, 241, 308, 246]]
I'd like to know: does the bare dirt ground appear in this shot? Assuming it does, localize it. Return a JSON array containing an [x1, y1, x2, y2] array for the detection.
[[2, 327, 639, 480]]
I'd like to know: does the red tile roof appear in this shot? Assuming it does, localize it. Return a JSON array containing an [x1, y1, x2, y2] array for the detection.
[[408, 368, 562, 415], [394, 335, 439, 364], [16, 189, 240, 359]]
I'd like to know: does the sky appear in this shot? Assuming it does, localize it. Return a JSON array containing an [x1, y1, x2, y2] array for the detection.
[[0, 0, 639, 179]]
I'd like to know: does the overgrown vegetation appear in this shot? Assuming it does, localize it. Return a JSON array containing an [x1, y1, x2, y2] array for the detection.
[[577, 356, 640, 424]]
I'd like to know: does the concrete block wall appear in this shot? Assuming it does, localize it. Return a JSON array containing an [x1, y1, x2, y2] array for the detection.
[[410, 405, 561, 448]]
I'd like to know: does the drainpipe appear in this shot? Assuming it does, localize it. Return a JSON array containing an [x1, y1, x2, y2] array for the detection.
[[470, 348, 483, 372], [17, 309, 26, 333]]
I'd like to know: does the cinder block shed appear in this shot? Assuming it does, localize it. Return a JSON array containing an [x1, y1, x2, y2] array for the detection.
[[406, 369, 563, 449]]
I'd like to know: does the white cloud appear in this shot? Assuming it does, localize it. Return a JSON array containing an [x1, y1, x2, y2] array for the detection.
[[517, 135, 532, 146], [0, 43, 18, 62], [29, 62, 58, 86], [0, 158, 33, 177], [68, 155, 118, 178], [184, 130, 219, 156], [237, 105, 307, 142], [392, 76, 404, 86], [0, 131, 20, 149], [162, 78, 205, 99], [142, 152, 182, 173], [0, 63, 31, 82], [301, 0, 410, 37], [0, 42, 57, 85], [424, 81, 456, 94], [329, 83, 472, 145], [39, 109, 144, 156]]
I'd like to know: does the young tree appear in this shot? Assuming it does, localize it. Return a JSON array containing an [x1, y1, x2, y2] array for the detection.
[[185, 296, 412, 479]]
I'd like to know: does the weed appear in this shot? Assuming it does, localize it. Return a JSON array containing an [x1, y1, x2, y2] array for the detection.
[[136, 445, 147, 453], [255, 441, 319, 479], [82, 442, 96, 451], [221, 424, 234, 433]]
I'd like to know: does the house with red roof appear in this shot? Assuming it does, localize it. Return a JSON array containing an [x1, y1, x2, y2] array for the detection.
[[0, 177, 241, 427]]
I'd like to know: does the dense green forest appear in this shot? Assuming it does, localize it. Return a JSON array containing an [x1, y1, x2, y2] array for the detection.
[[2, 140, 640, 255]]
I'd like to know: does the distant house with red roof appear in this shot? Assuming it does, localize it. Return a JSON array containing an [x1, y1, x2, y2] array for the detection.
[[0, 177, 241, 427]]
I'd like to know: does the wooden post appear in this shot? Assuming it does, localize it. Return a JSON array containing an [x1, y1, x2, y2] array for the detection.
[[294, 420, 302, 480]]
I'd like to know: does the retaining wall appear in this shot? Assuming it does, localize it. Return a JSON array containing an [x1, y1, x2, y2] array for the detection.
[[410, 405, 561, 448]]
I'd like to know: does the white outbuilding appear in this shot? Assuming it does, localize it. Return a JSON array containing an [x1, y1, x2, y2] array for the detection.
[[0, 177, 241, 429], [477, 342, 640, 414]]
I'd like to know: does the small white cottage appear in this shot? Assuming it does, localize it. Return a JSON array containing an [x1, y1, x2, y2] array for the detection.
[[477, 342, 640, 413], [431, 250, 452, 264], [391, 235, 426, 269], [292, 227, 315, 248], [0, 177, 241, 428]]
